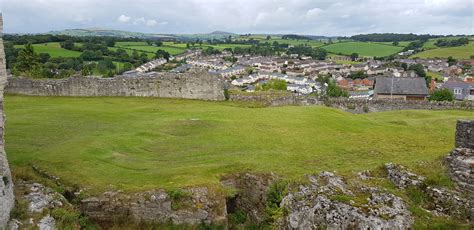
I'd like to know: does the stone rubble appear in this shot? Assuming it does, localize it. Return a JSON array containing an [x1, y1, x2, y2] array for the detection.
[[37, 215, 56, 230], [24, 183, 64, 213], [279, 172, 413, 229], [385, 162, 425, 188]]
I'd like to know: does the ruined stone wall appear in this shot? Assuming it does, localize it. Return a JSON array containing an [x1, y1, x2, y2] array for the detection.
[[446, 120, 474, 200], [6, 69, 225, 101], [229, 93, 474, 112], [0, 14, 15, 228]]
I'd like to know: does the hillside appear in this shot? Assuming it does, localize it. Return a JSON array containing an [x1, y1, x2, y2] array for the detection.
[[5, 95, 473, 193], [48, 28, 176, 40], [321, 41, 403, 57], [412, 41, 474, 59]]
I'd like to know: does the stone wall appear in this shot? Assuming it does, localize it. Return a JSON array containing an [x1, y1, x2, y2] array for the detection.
[[445, 120, 474, 220], [455, 120, 474, 149], [0, 14, 15, 228], [6, 68, 225, 101], [81, 187, 227, 226], [229, 93, 474, 112]]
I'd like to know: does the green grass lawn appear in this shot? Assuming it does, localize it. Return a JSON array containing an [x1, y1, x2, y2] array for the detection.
[[322, 42, 404, 57], [412, 41, 474, 59], [14, 42, 82, 58], [5, 96, 473, 194]]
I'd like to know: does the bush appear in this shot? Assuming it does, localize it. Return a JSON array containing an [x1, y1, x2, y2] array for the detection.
[[265, 181, 288, 223], [262, 79, 287, 91], [429, 88, 454, 102]]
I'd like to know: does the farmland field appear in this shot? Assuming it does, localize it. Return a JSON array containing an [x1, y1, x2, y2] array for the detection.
[[14, 42, 82, 58], [412, 41, 474, 59], [5, 95, 473, 193], [322, 42, 404, 57], [115, 42, 186, 55]]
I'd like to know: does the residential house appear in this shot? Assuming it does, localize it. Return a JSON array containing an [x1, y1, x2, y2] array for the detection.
[[441, 81, 474, 101], [373, 77, 429, 100]]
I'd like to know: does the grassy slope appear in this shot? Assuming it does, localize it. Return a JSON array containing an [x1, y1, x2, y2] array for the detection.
[[322, 42, 404, 57], [412, 41, 474, 59], [14, 42, 82, 58], [5, 96, 473, 193], [115, 42, 186, 56]]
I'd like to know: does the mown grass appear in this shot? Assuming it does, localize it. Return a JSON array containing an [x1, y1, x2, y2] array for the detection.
[[4, 95, 473, 194], [14, 42, 82, 58], [412, 41, 474, 59], [322, 42, 404, 57]]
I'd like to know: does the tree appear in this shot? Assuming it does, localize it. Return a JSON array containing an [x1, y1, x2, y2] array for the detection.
[[408, 63, 431, 86], [401, 63, 408, 71], [106, 40, 115, 47], [350, 53, 359, 61], [429, 88, 454, 101], [266, 35, 271, 40], [155, 50, 170, 61], [326, 82, 349, 97], [392, 41, 399, 46], [13, 43, 40, 74], [447, 56, 457, 66], [60, 40, 75, 50], [39, 53, 51, 63], [155, 41, 163, 47]]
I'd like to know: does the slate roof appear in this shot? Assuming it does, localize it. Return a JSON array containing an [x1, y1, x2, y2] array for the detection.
[[375, 77, 428, 95]]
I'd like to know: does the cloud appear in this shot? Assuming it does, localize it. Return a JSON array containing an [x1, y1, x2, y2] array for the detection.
[[146, 19, 157, 26], [117, 14, 131, 23], [1, 0, 472, 35], [133, 17, 146, 25]]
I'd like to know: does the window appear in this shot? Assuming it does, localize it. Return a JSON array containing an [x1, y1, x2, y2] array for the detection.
[[453, 88, 463, 95]]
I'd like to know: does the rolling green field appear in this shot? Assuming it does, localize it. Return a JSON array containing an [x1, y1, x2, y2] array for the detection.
[[14, 42, 82, 58], [412, 41, 474, 59], [114, 42, 187, 56], [322, 42, 404, 57], [5, 96, 473, 193]]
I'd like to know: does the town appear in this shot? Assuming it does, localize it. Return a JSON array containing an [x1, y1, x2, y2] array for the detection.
[[1, 1, 473, 229], [121, 45, 473, 101]]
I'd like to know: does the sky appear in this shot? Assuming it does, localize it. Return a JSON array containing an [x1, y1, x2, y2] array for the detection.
[[1, 0, 473, 36]]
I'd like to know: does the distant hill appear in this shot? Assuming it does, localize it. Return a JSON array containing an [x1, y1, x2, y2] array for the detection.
[[48, 29, 177, 40], [209, 31, 235, 35]]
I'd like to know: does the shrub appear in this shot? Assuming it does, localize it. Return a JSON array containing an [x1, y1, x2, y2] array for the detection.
[[429, 88, 454, 102], [265, 181, 288, 223], [228, 210, 247, 225], [262, 79, 287, 91]]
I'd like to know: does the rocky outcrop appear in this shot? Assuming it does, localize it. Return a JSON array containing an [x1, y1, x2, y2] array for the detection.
[[385, 163, 425, 188], [6, 68, 226, 100], [384, 162, 472, 222], [279, 172, 413, 229], [8, 181, 68, 230], [81, 187, 226, 226], [0, 14, 15, 228]]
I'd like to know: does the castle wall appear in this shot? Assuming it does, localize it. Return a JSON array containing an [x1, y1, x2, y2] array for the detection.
[[0, 14, 15, 228], [6, 69, 225, 101]]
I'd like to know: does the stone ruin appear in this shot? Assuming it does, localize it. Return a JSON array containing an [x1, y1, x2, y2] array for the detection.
[[0, 13, 15, 228], [446, 120, 473, 219]]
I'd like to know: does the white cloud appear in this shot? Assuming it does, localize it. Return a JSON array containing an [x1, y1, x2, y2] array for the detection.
[[117, 14, 131, 23], [133, 17, 146, 25], [1, 0, 472, 35], [306, 8, 323, 18], [146, 19, 157, 26]]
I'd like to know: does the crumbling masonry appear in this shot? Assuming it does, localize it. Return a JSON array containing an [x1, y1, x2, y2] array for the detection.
[[0, 13, 15, 228]]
